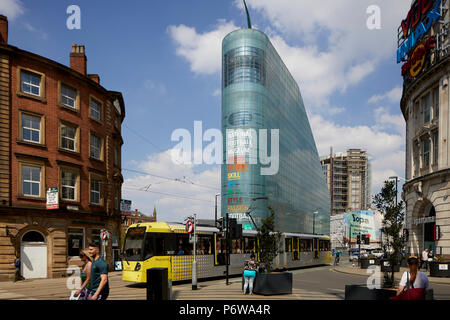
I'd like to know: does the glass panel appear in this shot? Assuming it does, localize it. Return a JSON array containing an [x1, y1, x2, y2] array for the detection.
[[21, 71, 41, 96]]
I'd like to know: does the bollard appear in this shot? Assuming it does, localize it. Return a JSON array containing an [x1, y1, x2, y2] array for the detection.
[[146, 268, 169, 301]]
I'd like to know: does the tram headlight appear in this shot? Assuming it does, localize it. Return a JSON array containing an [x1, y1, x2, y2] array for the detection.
[[134, 262, 141, 271]]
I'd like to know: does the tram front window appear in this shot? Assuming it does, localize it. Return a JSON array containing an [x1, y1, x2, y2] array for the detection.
[[123, 227, 146, 261]]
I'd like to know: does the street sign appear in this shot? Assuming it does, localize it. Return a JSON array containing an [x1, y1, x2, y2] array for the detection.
[[46, 187, 59, 210], [186, 220, 194, 234], [101, 230, 109, 241], [120, 199, 132, 212], [244, 224, 253, 230]]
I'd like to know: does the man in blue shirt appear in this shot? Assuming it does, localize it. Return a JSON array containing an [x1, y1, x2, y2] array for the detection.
[[88, 242, 109, 300]]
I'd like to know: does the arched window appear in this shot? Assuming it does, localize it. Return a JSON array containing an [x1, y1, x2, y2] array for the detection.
[[22, 231, 45, 243]]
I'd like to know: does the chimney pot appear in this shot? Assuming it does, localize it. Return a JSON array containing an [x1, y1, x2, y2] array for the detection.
[[70, 43, 87, 75], [0, 15, 8, 44]]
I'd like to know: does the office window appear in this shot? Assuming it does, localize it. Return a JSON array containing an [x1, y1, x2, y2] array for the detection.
[[60, 123, 78, 152], [433, 87, 439, 119], [90, 134, 102, 160], [114, 187, 120, 210], [423, 138, 430, 167], [90, 175, 102, 205], [114, 145, 119, 166], [21, 113, 41, 143], [423, 93, 431, 123], [68, 228, 84, 257], [60, 84, 77, 109], [21, 165, 42, 197], [21, 70, 41, 96], [90, 98, 102, 121], [433, 132, 439, 164], [61, 170, 78, 201]]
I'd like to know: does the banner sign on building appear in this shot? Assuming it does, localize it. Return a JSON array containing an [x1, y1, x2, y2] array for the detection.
[[46, 187, 59, 210], [344, 210, 379, 242], [120, 199, 132, 212]]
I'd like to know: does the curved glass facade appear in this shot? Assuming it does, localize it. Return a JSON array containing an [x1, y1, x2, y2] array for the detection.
[[221, 29, 330, 235]]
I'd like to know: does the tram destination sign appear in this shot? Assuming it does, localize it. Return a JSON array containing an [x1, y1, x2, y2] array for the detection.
[[413, 216, 435, 225]]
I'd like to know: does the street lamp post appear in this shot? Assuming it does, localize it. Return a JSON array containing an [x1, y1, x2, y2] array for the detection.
[[215, 193, 220, 228]]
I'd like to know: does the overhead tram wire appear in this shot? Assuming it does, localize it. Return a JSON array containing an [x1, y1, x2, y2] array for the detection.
[[122, 186, 215, 204], [122, 124, 221, 191], [122, 168, 220, 191]]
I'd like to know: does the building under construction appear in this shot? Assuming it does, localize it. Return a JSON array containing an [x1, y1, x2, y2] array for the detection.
[[321, 149, 371, 216]]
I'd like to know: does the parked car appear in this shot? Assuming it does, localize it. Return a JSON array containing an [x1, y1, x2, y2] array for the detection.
[[371, 249, 384, 258]]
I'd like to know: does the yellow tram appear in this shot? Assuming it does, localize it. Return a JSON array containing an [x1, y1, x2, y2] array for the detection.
[[122, 222, 331, 283]]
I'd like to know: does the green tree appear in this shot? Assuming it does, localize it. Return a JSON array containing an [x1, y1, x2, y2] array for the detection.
[[373, 180, 406, 288], [256, 207, 282, 273]]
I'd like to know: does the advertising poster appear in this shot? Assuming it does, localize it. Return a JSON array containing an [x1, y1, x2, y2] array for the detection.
[[344, 210, 381, 242]]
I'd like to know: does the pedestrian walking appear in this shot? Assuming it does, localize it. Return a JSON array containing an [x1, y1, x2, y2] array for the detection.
[[334, 251, 340, 266], [393, 256, 430, 300], [243, 253, 259, 295], [13, 254, 24, 282], [428, 250, 434, 263], [87, 243, 109, 300], [73, 249, 93, 300], [421, 248, 429, 271]]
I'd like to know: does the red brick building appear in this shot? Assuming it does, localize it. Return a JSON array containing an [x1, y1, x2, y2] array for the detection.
[[0, 15, 125, 280]]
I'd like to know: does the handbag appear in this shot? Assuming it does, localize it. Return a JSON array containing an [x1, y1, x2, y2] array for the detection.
[[391, 272, 425, 300]]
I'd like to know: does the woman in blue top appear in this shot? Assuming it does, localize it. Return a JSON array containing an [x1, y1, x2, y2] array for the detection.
[[243, 253, 259, 295]]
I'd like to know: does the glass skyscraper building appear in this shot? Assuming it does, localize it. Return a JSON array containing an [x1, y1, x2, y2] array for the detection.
[[221, 28, 330, 235]]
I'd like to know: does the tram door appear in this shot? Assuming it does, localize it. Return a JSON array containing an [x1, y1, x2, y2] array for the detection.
[[313, 239, 319, 259]]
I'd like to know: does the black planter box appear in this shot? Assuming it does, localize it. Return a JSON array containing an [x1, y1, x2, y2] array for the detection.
[[253, 272, 292, 296], [380, 260, 400, 272], [360, 258, 378, 269], [345, 285, 396, 300], [429, 262, 450, 278]]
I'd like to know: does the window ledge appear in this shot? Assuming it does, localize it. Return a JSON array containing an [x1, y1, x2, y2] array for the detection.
[[16, 91, 47, 103], [17, 195, 45, 201], [16, 140, 47, 149], [89, 203, 104, 208], [61, 200, 80, 205], [59, 104, 80, 115], [89, 117, 103, 125], [89, 156, 104, 163], [58, 148, 81, 157]]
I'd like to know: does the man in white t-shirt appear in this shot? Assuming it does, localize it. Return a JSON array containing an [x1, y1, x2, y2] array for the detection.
[[421, 248, 429, 271]]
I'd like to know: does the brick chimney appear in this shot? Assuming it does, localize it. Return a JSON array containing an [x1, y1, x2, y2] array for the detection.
[[88, 74, 100, 84], [0, 15, 8, 44], [70, 43, 87, 75]]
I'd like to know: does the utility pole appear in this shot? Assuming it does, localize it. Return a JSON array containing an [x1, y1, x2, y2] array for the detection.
[[225, 212, 229, 285], [192, 214, 197, 290]]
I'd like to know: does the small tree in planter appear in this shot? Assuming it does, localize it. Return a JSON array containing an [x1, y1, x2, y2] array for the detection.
[[256, 207, 282, 273], [373, 180, 406, 288], [253, 207, 292, 295]]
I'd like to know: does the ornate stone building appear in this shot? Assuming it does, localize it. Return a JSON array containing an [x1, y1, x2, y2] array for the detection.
[[400, 1, 449, 258]]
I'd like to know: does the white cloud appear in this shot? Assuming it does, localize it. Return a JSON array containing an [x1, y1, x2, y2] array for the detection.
[[122, 149, 220, 223], [373, 106, 405, 135], [310, 113, 405, 194], [169, 1, 410, 108], [368, 86, 403, 104], [167, 20, 238, 75], [212, 88, 221, 97], [0, 0, 24, 20]]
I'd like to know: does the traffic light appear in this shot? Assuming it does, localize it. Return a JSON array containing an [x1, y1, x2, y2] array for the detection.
[[363, 234, 371, 244], [228, 218, 242, 239], [216, 217, 224, 230], [356, 234, 361, 245]]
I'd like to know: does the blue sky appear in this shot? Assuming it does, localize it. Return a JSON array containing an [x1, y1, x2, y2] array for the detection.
[[1, 0, 412, 221]]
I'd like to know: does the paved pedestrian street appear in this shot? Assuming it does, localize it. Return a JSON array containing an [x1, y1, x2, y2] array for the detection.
[[0, 266, 449, 300]]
